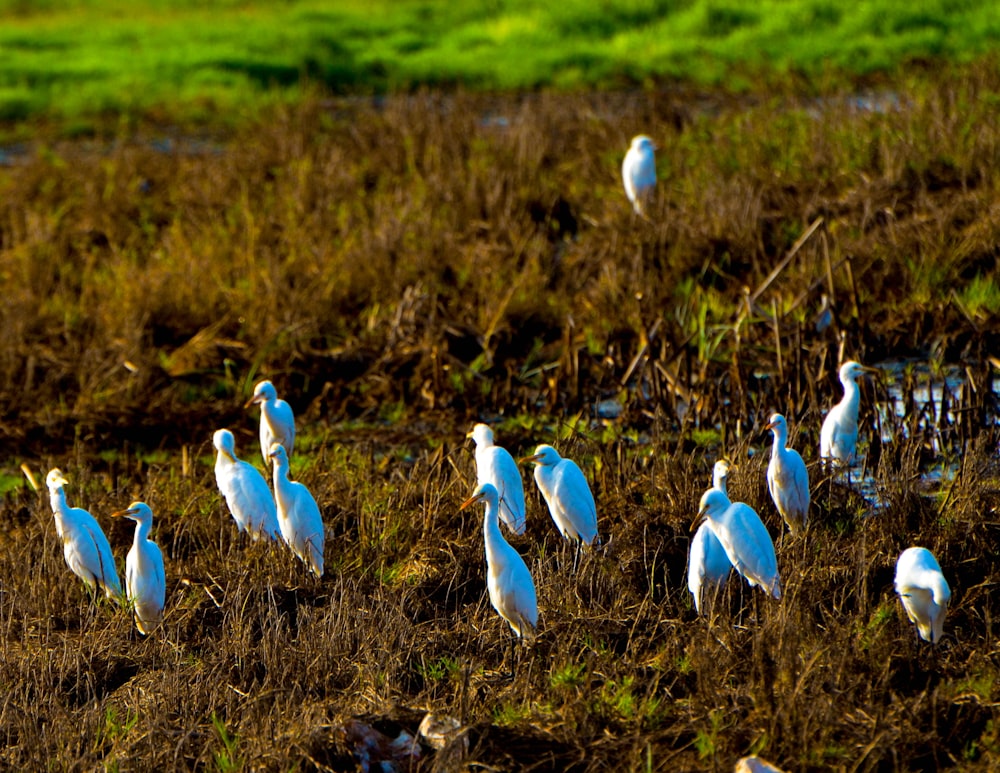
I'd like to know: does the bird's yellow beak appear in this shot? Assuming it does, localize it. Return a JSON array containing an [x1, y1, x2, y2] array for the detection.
[[518, 453, 543, 465], [459, 491, 485, 511], [690, 510, 705, 533], [764, 420, 777, 432], [111, 506, 138, 518], [465, 429, 475, 440], [53, 472, 69, 487], [244, 393, 263, 408]]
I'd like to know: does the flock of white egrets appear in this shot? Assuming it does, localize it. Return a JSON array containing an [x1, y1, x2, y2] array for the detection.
[[37, 136, 949, 651]]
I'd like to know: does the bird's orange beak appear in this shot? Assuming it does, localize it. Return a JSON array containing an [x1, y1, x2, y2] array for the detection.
[[111, 506, 138, 518], [244, 394, 262, 408], [518, 453, 543, 465], [459, 492, 485, 511]]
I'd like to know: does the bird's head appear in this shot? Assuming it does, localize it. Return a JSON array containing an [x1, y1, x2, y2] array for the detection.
[[693, 488, 729, 531], [212, 429, 237, 461], [466, 423, 493, 447], [459, 482, 498, 511], [519, 444, 559, 467], [839, 361, 878, 383], [631, 134, 657, 152], [764, 413, 788, 437], [112, 501, 153, 524], [46, 468, 69, 490], [267, 442, 288, 465], [245, 379, 276, 408]]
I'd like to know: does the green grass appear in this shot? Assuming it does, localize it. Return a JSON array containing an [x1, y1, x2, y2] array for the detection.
[[1, 0, 1000, 127]]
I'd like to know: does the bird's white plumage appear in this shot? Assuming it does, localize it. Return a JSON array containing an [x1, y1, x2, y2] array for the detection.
[[113, 501, 166, 635], [45, 469, 122, 603], [461, 482, 538, 640], [468, 423, 526, 535], [269, 443, 325, 577], [697, 488, 781, 600], [766, 413, 810, 535], [246, 380, 295, 467], [820, 361, 874, 465], [622, 135, 657, 216], [688, 460, 734, 614], [523, 444, 598, 546], [894, 547, 950, 643], [213, 429, 281, 541]]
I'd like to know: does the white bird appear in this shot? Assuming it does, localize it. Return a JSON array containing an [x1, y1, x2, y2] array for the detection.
[[213, 429, 281, 541], [112, 502, 166, 635], [45, 469, 123, 604], [894, 547, 950, 644], [622, 134, 657, 216], [695, 488, 781, 600], [521, 444, 599, 548], [269, 443, 324, 577], [460, 482, 538, 674], [246, 379, 295, 467], [467, 423, 526, 535], [688, 460, 734, 614], [820, 360, 877, 466], [765, 413, 810, 535]]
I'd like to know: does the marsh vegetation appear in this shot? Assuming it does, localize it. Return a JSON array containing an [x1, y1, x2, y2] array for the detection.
[[0, 56, 999, 770]]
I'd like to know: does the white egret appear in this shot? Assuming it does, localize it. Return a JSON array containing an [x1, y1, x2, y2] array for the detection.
[[460, 482, 538, 675], [688, 460, 734, 614], [765, 413, 810, 535], [213, 429, 281, 542], [467, 423, 526, 535], [521, 444, 599, 548], [695, 489, 781, 600], [820, 360, 877, 466], [622, 135, 657, 216], [246, 379, 295, 467], [269, 443, 325, 577], [894, 547, 950, 644], [112, 502, 166, 635], [45, 469, 122, 604]]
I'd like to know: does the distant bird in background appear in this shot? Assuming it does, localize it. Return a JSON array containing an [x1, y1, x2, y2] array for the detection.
[[894, 547, 950, 644], [695, 488, 781, 600], [460, 482, 538, 675], [246, 380, 295, 467], [521, 444, 599, 553], [45, 469, 123, 604], [765, 413, 810, 535], [688, 460, 734, 614], [269, 443, 325, 577], [622, 134, 657, 217], [820, 360, 878, 467], [213, 429, 281, 542], [813, 293, 833, 334], [112, 502, 166, 635], [467, 423, 526, 535]]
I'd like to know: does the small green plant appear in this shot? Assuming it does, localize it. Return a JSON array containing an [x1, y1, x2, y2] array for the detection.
[[550, 661, 587, 690], [695, 709, 725, 760], [210, 712, 243, 773]]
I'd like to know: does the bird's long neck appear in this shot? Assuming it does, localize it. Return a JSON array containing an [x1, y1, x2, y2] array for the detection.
[[133, 518, 152, 547], [482, 500, 505, 565], [772, 426, 788, 454], [840, 378, 861, 417], [49, 486, 68, 517]]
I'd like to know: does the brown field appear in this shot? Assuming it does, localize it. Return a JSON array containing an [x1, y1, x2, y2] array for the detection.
[[1, 63, 999, 770]]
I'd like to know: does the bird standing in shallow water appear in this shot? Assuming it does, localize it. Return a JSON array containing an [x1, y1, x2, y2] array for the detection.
[[112, 502, 166, 635], [521, 444, 599, 556], [246, 380, 295, 467], [820, 361, 877, 467], [269, 443, 325, 577], [461, 482, 537, 676], [213, 429, 281, 542], [894, 547, 950, 644], [765, 413, 810, 535], [467, 423, 526, 535], [622, 135, 657, 217], [45, 469, 122, 604], [688, 460, 734, 614], [695, 488, 781, 600]]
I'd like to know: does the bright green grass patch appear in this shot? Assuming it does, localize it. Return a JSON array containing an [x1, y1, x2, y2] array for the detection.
[[2, 0, 1000, 127]]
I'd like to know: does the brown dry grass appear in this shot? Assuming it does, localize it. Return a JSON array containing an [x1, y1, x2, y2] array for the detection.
[[0, 62, 999, 771]]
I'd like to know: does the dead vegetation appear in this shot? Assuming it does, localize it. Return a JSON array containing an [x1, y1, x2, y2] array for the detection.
[[0, 63, 999, 770]]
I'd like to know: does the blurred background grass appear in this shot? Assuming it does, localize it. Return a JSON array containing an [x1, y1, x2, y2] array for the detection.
[[1, 0, 999, 127]]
